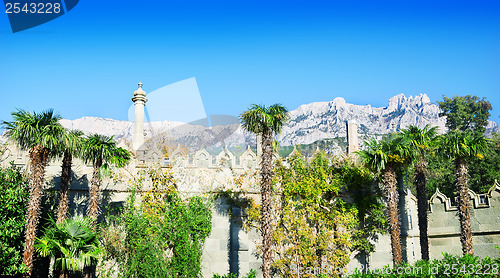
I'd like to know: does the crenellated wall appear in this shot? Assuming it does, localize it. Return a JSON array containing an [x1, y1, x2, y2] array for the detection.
[[0, 143, 265, 277], [427, 183, 500, 260], [350, 181, 500, 271], [2, 143, 500, 276]]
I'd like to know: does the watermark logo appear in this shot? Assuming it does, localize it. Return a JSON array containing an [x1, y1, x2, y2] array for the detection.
[[3, 0, 79, 33]]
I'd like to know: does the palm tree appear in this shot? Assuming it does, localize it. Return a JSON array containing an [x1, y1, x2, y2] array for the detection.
[[2, 109, 65, 276], [240, 104, 288, 278], [81, 134, 131, 223], [439, 130, 487, 255], [35, 216, 104, 278], [358, 136, 407, 265], [400, 125, 438, 261], [56, 129, 84, 224], [81, 134, 129, 278]]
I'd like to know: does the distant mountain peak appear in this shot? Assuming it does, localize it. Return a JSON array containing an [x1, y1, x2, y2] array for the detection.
[[9, 93, 495, 151], [279, 93, 498, 146], [331, 97, 346, 107]]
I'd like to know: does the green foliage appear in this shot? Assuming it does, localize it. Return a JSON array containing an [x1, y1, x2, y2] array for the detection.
[[240, 103, 289, 134], [333, 159, 386, 253], [409, 133, 500, 199], [234, 152, 374, 277], [467, 133, 500, 193], [0, 164, 29, 276], [35, 216, 103, 273], [121, 193, 212, 277], [212, 269, 257, 278], [220, 153, 384, 277], [349, 253, 500, 277], [120, 194, 169, 277], [82, 133, 131, 168], [357, 136, 408, 175], [272, 153, 359, 277], [420, 150, 455, 198], [1, 108, 65, 156], [431, 131, 489, 203], [439, 131, 488, 161], [423, 94, 495, 199], [399, 125, 438, 161], [58, 129, 85, 158], [102, 167, 212, 278], [438, 95, 492, 134]]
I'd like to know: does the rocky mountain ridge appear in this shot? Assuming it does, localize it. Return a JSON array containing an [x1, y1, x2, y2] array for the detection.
[[2, 94, 499, 149], [280, 93, 443, 145], [279, 93, 499, 146]]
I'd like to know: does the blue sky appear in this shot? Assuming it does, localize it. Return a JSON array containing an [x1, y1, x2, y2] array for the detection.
[[1, 0, 499, 124]]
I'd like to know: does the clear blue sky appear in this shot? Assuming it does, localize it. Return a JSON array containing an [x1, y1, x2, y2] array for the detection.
[[1, 0, 499, 124]]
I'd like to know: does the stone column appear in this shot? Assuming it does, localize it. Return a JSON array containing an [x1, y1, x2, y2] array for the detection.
[[346, 120, 359, 155], [132, 82, 147, 150]]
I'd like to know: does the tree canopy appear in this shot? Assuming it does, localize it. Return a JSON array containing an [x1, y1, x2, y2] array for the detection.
[[438, 95, 492, 134]]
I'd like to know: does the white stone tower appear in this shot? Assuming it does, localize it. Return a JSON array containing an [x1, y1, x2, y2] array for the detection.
[[346, 120, 359, 155], [132, 82, 147, 150]]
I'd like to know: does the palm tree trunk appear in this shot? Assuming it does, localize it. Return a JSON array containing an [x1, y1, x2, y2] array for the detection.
[[382, 164, 402, 265], [54, 268, 66, 278], [260, 130, 274, 278], [23, 145, 50, 277], [85, 157, 102, 278], [415, 159, 429, 260], [56, 151, 72, 224], [87, 157, 102, 225], [83, 265, 94, 278], [456, 157, 474, 255]]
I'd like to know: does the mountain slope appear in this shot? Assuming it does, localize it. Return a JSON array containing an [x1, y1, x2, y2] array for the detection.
[[278, 94, 444, 145], [32, 94, 499, 149]]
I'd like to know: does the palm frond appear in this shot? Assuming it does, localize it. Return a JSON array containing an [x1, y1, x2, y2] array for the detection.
[[357, 135, 408, 173], [35, 216, 103, 272], [439, 130, 488, 160], [1, 108, 64, 153], [81, 134, 131, 167], [240, 103, 288, 135]]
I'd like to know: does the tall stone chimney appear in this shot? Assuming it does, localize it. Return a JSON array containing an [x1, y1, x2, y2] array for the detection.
[[346, 120, 359, 155], [132, 82, 147, 150]]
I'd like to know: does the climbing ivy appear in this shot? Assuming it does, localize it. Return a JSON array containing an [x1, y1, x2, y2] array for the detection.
[[224, 152, 383, 278], [332, 159, 386, 254], [100, 165, 212, 278]]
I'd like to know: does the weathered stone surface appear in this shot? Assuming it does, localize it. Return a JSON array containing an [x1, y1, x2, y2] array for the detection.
[[350, 181, 500, 272]]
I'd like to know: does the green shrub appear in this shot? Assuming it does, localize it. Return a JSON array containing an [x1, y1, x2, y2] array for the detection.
[[35, 216, 103, 276], [212, 269, 257, 278], [117, 192, 212, 278], [101, 166, 212, 278], [349, 253, 500, 278], [0, 164, 29, 276]]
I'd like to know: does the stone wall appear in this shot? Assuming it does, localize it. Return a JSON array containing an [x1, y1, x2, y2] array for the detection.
[[2, 144, 500, 277], [0, 143, 264, 277], [350, 181, 500, 272]]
